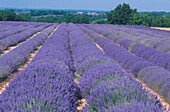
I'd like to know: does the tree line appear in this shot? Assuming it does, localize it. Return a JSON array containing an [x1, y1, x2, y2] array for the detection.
[[107, 3, 170, 27], [31, 14, 90, 24], [0, 10, 29, 21], [0, 4, 170, 27], [0, 10, 90, 23]]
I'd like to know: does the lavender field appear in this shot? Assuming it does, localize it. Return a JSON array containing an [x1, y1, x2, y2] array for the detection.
[[0, 21, 169, 112]]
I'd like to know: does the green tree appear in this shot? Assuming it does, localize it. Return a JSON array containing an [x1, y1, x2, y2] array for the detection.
[[107, 3, 137, 25], [0, 10, 29, 21]]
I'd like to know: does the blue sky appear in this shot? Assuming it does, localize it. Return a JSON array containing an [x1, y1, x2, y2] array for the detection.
[[0, 0, 170, 12]]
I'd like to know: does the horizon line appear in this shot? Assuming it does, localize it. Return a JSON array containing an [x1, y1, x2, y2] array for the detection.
[[0, 7, 170, 13]]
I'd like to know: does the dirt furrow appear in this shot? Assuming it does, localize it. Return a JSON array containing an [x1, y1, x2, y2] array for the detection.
[[74, 78, 88, 111], [95, 42, 104, 51], [67, 26, 87, 111], [0, 25, 59, 95]]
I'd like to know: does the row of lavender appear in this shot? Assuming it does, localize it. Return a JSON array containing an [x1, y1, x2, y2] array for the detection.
[[0, 23, 52, 54], [121, 25, 170, 53], [0, 23, 78, 111], [124, 25, 170, 39], [85, 24, 170, 53], [0, 22, 167, 111], [0, 21, 31, 32], [0, 22, 46, 40], [0, 25, 32, 40], [113, 25, 170, 53], [0, 21, 45, 33], [0, 24, 21, 32], [0, 24, 58, 79], [69, 23, 166, 111], [83, 24, 170, 71], [77, 24, 170, 105], [125, 25, 170, 53]]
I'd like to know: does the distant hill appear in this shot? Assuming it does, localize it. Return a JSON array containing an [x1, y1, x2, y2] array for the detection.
[[139, 11, 170, 17], [0, 7, 108, 13]]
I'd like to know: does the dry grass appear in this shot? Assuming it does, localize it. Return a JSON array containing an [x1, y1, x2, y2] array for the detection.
[[151, 27, 170, 31]]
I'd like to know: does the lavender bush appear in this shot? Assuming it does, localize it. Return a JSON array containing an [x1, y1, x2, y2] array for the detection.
[[0, 23, 78, 111], [0, 25, 33, 40], [69, 23, 165, 111], [84, 24, 170, 53], [0, 24, 58, 79], [0, 22, 168, 111], [77, 24, 170, 105], [0, 24, 51, 53]]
